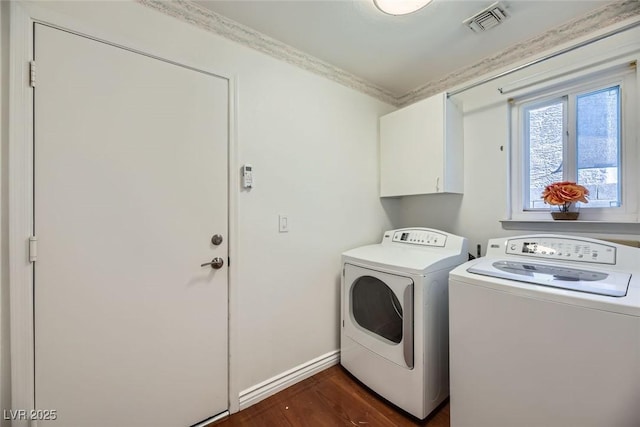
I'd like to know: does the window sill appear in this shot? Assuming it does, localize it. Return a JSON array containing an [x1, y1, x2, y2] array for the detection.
[[500, 219, 640, 234]]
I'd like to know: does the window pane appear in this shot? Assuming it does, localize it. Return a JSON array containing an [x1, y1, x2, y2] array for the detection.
[[577, 86, 620, 208], [526, 101, 564, 209]]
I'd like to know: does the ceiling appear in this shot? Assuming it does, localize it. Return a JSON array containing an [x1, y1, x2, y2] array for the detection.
[[193, 0, 615, 98]]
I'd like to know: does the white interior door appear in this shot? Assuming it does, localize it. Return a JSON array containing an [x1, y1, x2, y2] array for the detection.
[[33, 23, 229, 427]]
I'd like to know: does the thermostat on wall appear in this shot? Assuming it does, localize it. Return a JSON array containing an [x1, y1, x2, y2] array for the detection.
[[242, 164, 253, 189]]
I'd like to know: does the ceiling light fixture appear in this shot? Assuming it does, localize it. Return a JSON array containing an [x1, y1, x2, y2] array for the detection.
[[374, 0, 433, 16]]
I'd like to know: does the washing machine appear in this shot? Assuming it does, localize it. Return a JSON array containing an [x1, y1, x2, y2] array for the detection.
[[449, 234, 640, 427], [340, 228, 468, 419]]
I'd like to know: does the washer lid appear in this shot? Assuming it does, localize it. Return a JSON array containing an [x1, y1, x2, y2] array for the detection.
[[468, 259, 631, 297]]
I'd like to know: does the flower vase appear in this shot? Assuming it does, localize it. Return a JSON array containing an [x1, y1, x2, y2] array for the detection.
[[550, 203, 580, 220]]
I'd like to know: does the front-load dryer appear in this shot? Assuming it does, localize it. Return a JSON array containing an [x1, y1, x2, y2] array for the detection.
[[449, 234, 640, 427], [341, 228, 468, 419]]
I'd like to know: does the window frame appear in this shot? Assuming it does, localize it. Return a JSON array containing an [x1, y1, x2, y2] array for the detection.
[[509, 64, 638, 222]]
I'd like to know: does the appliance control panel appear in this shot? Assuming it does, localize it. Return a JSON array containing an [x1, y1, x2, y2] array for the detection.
[[391, 229, 447, 247], [505, 237, 616, 265]]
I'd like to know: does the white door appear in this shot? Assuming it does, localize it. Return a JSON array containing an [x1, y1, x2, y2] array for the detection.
[[33, 24, 228, 427]]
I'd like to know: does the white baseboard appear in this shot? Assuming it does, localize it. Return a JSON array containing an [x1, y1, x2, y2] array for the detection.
[[238, 350, 340, 410]]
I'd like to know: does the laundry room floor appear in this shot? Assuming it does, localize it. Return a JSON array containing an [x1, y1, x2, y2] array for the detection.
[[211, 365, 450, 426]]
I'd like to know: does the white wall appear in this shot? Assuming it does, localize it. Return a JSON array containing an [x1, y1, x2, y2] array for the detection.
[[232, 47, 399, 389], [398, 22, 640, 253], [0, 0, 398, 416]]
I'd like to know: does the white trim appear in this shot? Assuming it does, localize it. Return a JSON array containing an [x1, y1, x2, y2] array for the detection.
[[402, 5, 640, 106], [499, 54, 639, 100], [227, 74, 240, 415], [137, 0, 399, 106], [501, 219, 640, 235], [497, 47, 640, 96], [238, 350, 340, 411], [8, 2, 238, 423], [8, 4, 36, 426], [136, 1, 640, 108]]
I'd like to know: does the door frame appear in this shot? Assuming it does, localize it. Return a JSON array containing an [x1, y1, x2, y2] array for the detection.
[[8, 2, 240, 422]]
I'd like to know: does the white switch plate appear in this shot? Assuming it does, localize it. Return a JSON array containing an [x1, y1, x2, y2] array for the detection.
[[279, 215, 289, 233]]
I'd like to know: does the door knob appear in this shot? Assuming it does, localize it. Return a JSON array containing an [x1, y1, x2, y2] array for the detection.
[[201, 257, 224, 269]]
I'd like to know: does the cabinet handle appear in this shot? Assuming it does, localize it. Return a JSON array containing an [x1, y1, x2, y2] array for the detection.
[[436, 177, 440, 192]]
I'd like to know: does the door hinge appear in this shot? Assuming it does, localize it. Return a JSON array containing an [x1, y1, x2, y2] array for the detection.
[[342, 267, 345, 277], [29, 236, 38, 263], [29, 61, 36, 88]]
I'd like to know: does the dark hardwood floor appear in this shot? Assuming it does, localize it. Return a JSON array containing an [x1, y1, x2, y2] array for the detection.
[[211, 365, 450, 426]]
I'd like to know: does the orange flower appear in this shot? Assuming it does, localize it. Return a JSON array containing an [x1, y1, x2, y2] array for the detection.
[[542, 181, 589, 206]]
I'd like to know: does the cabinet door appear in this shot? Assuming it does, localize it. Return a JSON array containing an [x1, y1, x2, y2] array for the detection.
[[380, 94, 444, 197]]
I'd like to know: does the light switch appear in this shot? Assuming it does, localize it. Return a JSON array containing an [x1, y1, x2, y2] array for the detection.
[[279, 215, 289, 233]]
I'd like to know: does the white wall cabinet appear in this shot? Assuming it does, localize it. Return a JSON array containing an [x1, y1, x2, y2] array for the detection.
[[380, 92, 463, 197]]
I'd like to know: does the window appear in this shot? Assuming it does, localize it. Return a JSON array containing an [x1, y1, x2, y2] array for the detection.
[[510, 64, 638, 222]]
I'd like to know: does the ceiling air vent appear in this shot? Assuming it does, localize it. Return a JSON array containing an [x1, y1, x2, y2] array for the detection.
[[463, 2, 509, 33]]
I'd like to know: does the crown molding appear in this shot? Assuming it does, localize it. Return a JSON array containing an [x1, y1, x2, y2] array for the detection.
[[398, 0, 640, 107], [137, 0, 400, 106], [137, 0, 640, 109]]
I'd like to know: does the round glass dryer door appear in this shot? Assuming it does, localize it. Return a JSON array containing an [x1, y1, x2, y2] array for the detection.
[[343, 263, 414, 369], [352, 276, 403, 344]]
